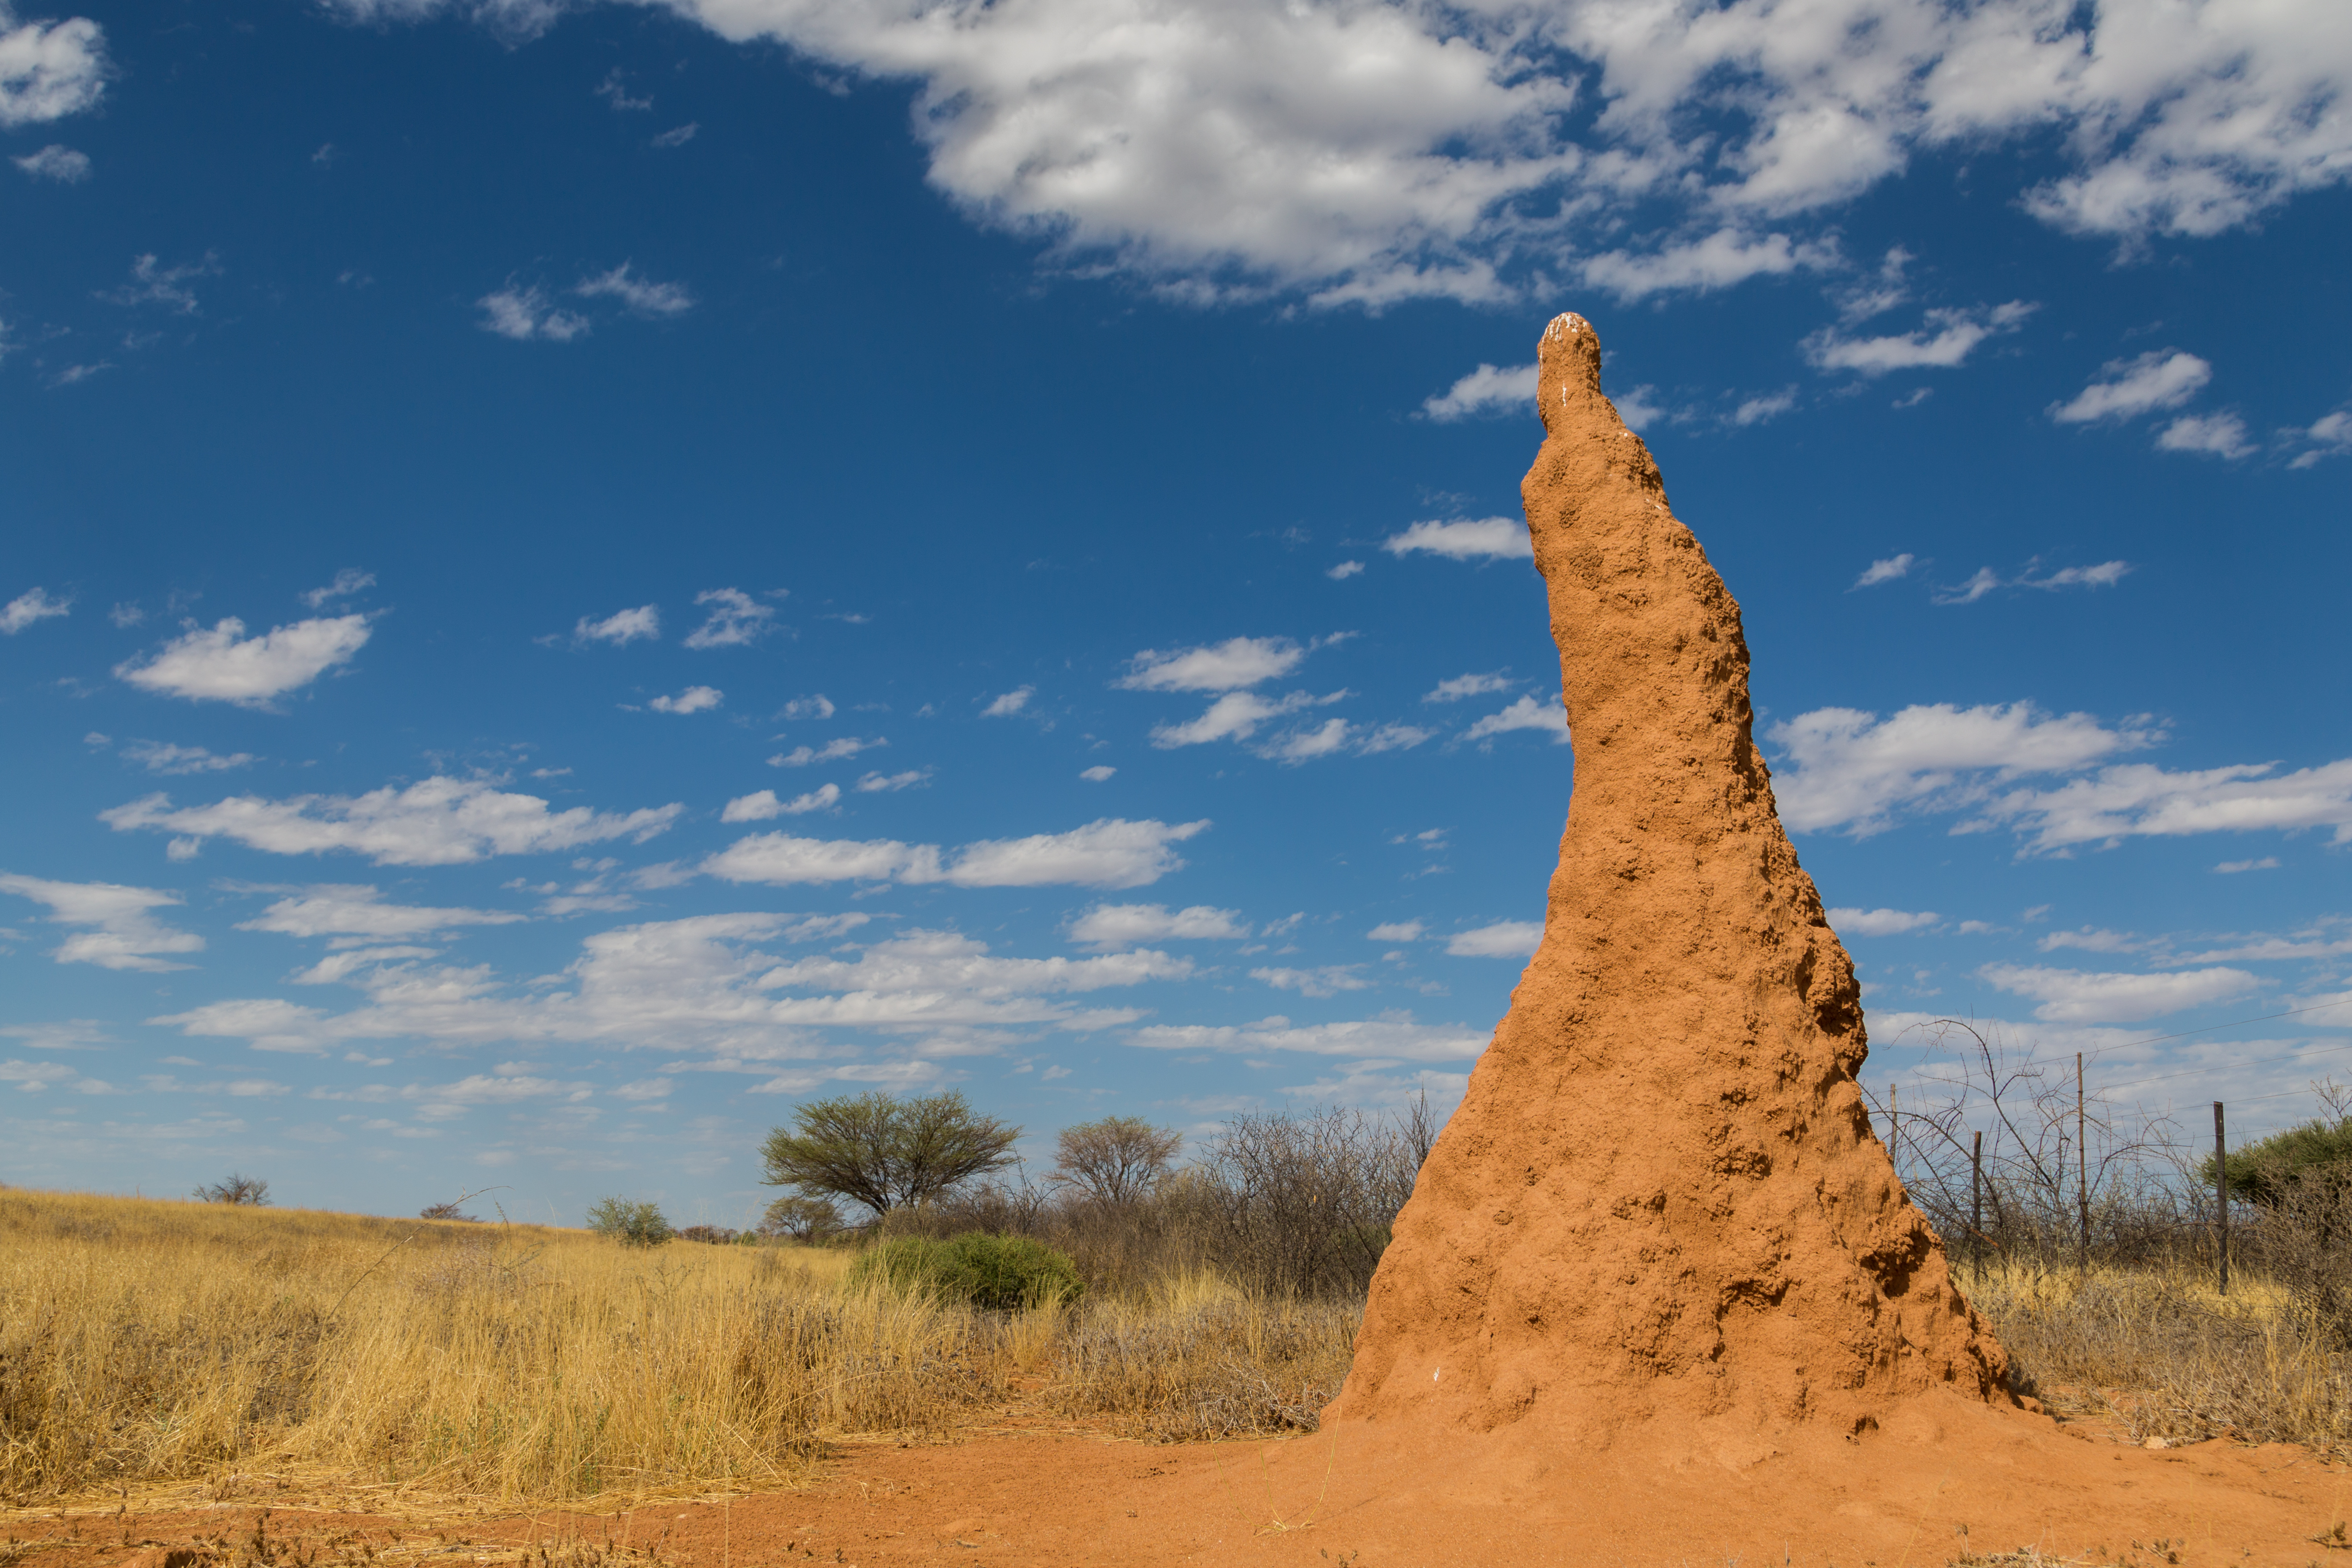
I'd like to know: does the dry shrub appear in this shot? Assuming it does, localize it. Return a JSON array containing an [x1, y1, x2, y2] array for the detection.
[[1970, 1258, 2352, 1450], [1049, 1275, 1357, 1441], [902, 1101, 1435, 1302], [0, 1190, 1001, 1505]]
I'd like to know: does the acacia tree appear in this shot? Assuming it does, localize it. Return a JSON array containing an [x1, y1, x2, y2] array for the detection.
[[1050, 1116, 1182, 1203], [195, 1173, 270, 1205], [759, 1091, 1019, 1219], [759, 1195, 844, 1242]]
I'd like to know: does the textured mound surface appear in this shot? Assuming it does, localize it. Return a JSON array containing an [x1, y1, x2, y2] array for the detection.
[[1329, 312, 2008, 1455]]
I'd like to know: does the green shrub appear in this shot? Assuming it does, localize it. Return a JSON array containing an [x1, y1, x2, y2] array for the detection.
[[584, 1197, 674, 1247], [847, 1232, 1083, 1310]]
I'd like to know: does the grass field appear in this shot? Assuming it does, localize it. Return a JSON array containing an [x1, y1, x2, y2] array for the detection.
[[4, 1187, 2341, 1514], [0, 1189, 1351, 1509]]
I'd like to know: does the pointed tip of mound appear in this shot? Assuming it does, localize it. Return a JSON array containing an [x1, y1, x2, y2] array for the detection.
[[1538, 312, 1606, 433]]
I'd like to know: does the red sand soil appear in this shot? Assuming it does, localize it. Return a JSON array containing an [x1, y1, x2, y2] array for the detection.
[[3, 1421, 2341, 1568], [7, 314, 2333, 1566]]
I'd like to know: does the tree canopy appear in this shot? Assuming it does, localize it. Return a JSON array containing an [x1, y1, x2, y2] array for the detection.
[[759, 1090, 1019, 1218], [1049, 1116, 1182, 1203], [2202, 1113, 2352, 1207]]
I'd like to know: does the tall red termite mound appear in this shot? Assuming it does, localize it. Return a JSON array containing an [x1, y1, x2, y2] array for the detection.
[[1329, 313, 2009, 1455]]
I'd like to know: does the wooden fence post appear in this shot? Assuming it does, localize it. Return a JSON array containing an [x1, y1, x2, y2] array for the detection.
[[2214, 1101, 2229, 1297], [1970, 1129, 1984, 1286], [2077, 1052, 2089, 1275]]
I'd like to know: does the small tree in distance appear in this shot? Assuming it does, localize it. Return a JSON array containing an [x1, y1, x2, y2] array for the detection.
[[195, 1173, 271, 1206], [759, 1090, 1019, 1219], [760, 1194, 844, 1242], [1050, 1116, 1182, 1204], [585, 1196, 674, 1246]]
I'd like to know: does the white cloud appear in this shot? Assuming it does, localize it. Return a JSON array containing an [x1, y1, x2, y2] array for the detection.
[[340, 0, 2352, 305], [1420, 361, 1534, 422], [0, 872, 203, 971], [1367, 920, 1423, 942], [770, 736, 884, 767], [575, 604, 659, 644], [13, 142, 86, 180], [1130, 1012, 1485, 1062], [103, 776, 683, 866], [1080, 765, 1116, 781], [780, 694, 835, 720], [940, 817, 1210, 889], [301, 569, 375, 609], [1424, 671, 1511, 703], [2289, 410, 2352, 469], [2155, 412, 2255, 459], [2037, 926, 2138, 954], [1355, 722, 1435, 754], [1804, 301, 2034, 376], [1934, 568, 2003, 606], [1463, 693, 1567, 747], [1978, 963, 2261, 1024], [2214, 857, 2279, 874], [575, 262, 694, 316], [1829, 907, 1939, 937], [1258, 717, 1352, 764], [981, 685, 1034, 716], [0, 6, 106, 128], [114, 615, 371, 705], [2020, 561, 2131, 590], [120, 741, 254, 775], [1977, 757, 2352, 852], [683, 587, 776, 649], [595, 67, 651, 111], [706, 816, 1208, 890], [1069, 902, 1249, 949], [1445, 920, 1542, 957], [855, 769, 929, 792], [1326, 560, 1365, 580], [1, 586, 70, 633], [1253, 964, 1372, 997], [722, 784, 841, 822], [159, 914, 1186, 1060], [646, 685, 723, 714], [237, 885, 526, 940], [476, 284, 588, 342], [1118, 636, 1303, 692], [2049, 351, 2210, 423], [1150, 690, 1312, 748], [1853, 553, 1914, 589], [653, 122, 698, 148], [1611, 385, 1669, 431], [1581, 230, 1830, 302], [103, 252, 220, 313], [1381, 518, 1529, 562], [1768, 702, 2157, 835], [1731, 388, 1799, 427]]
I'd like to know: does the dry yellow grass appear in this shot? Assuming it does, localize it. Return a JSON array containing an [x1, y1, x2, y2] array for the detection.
[[0, 1188, 998, 1507], [1964, 1255, 2351, 1450], [1049, 1270, 1358, 1441]]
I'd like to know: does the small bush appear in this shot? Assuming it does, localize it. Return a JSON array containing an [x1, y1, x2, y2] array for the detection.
[[584, 1196, 674, 1247], [675, 1224, 739, 1245], [848, 1232, 1083, 1310], [420, 1201, 478, 1221]]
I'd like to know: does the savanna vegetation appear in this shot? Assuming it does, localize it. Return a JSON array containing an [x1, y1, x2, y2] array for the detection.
[[5, 1055, 2348, 1514]]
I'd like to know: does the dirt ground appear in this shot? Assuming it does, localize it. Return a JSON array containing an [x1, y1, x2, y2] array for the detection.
[[6, 1399, 2342, 1568]]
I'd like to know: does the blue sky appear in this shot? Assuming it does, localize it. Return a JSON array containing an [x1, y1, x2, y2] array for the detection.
[[2, 0, 2347, 1226]]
